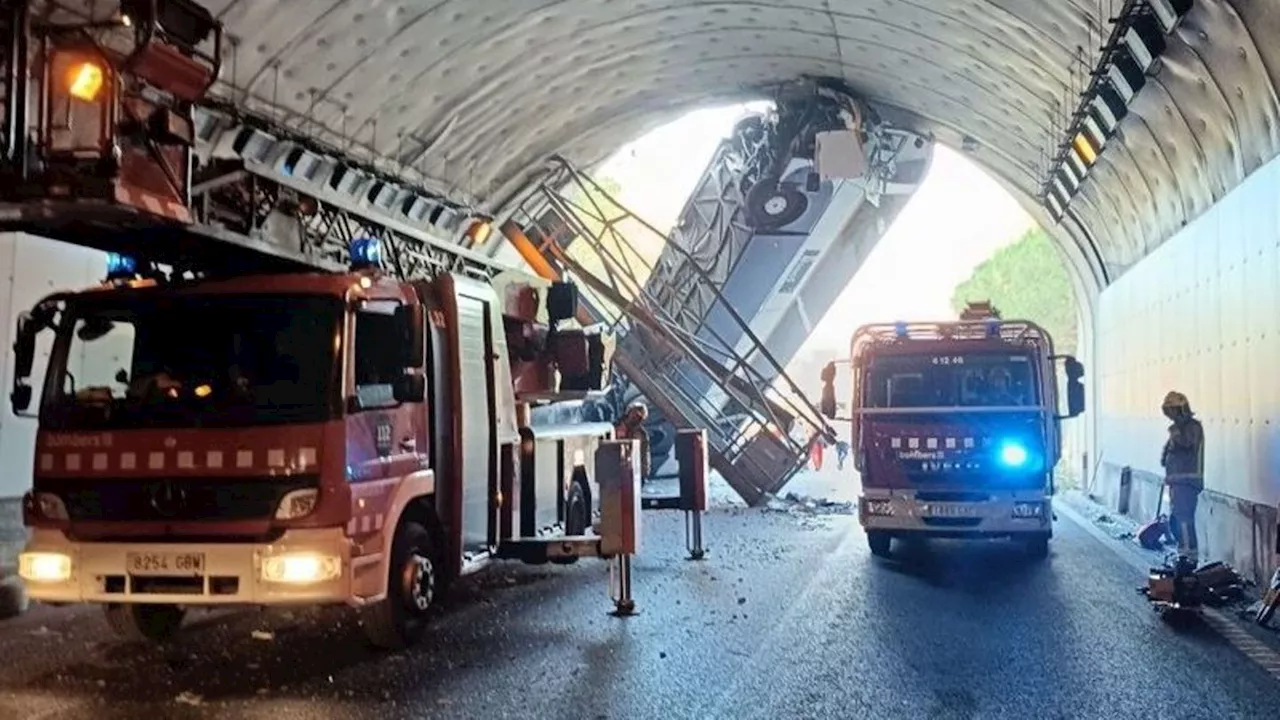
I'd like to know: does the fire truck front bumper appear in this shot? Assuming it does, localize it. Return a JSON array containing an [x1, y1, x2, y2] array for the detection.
[[858, 489, 1052, 538], [17, 528, 355, 606]]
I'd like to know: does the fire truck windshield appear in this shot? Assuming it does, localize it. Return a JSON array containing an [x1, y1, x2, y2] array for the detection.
[[863, 352, 1039, 409], [40, 294, 342, 429]]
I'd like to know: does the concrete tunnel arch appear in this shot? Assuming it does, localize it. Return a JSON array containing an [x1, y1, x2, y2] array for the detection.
[[125, 0, 1280, 577]]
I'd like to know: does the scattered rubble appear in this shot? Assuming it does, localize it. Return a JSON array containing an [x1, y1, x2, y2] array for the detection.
[[251, 629, 275, 641], [174, 691, 204, 706], [762, 492, 854, 516]]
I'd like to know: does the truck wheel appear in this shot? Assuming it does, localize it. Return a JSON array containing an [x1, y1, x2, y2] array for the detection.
[[1024, 535, 1050, 559], [746, 178, 808, 230], [360, 520, 438, 650], [103, 603, 185, 643], [867, 531, 892, 558]]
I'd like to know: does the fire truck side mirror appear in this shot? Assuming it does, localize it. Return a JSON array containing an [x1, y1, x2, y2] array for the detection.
[[13, 313, 37, 382], [819, 361, 837, 419], [10, 384, 32, 414], [1056, 355, 1085, 418], [11, 313, 37, 414], [393, 374, 426, 404], [394, 304, 426, 370]]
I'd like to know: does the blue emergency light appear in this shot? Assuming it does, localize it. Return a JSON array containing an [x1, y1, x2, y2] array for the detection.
[[106, 252, 138, 280], [350, 237, 383, 270], [996, 439, 1030, 469], [894, 321, 908, 338], [985, 320, 1001, 338]]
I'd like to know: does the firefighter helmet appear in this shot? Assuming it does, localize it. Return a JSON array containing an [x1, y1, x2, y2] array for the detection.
[[1161, 391, 1189, 409]]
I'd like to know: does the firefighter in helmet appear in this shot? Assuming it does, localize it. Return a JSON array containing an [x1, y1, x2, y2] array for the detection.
[[615, 401, 651, 481], [1160, 390, 1204, 564]]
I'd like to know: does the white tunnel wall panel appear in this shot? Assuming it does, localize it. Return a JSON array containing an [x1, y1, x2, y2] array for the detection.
[[0, 234, 107, 499], [1097, 152, 1280, 512]]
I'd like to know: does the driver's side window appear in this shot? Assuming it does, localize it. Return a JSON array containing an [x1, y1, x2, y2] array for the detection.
[[352, 305, 401, 410], [66, 318, 135, 401]]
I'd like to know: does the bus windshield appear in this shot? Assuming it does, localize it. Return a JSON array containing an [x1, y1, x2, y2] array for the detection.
[[862, 352, 1039, 409], [40, 293, 343, 429]]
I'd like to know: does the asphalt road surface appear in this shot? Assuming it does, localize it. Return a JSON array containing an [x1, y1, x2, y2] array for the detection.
[[1, 506, 1278, 720]]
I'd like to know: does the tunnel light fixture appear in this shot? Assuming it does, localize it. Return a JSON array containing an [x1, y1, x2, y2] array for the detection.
[[1057, 166, 1080, 194], [1072, 132, 1098, 167], [1046, 192, 1064, 221], [1123, 13, 1168, 73], [1067, 147, 1088, 178], [1083, 114, 1109, 151], [1039, 0, 1183, 223], [1150, 0, 1193, 34]]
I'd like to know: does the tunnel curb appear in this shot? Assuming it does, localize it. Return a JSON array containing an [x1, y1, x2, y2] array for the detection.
[[1057, 497, 1280, 682]]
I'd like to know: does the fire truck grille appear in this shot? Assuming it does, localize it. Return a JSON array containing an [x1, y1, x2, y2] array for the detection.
[[44, 475, 321, 522]]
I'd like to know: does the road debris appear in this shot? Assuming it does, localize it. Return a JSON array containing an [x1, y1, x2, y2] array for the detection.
[[251, 629, 275, 641], [174, 691, 203, 706], [762, 492, 854, 516]]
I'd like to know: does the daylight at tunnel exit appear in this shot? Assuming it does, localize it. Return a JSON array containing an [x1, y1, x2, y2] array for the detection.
[[3, 0, 1280, 718]]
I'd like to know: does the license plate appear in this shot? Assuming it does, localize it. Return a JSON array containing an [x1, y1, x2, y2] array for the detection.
[[126, 552, 205, 577], [920, 503, 979, 518]]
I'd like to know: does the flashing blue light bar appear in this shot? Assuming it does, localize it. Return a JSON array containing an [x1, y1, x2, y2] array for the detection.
[[893, 322, 908, 338], [997, 440, 1030, 469], [986, 320, 1001, 338], [350, 237, 383, 269], [106, 252, 138, 279]]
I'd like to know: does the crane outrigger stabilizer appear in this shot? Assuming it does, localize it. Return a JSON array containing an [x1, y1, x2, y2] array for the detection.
[[0, 0, 713, 647]]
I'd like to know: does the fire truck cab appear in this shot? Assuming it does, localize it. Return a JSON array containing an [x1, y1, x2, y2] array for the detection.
[[819, 302, 1084, 559], [11, 243, 641, 648]]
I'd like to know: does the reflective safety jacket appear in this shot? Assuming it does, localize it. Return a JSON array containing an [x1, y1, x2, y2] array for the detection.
[[1161, 418, 1204, 489]]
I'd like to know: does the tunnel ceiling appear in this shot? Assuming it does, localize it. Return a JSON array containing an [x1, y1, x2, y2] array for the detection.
[[192, 0, 1280, 282]]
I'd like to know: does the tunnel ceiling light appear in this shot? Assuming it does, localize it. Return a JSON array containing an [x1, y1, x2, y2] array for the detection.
[[1083, 113, 1110, 150], [1046, 192, 1064, 221], [1072, 132, 1098, 167], [1056, 165, 1079, 193], [1067, 146, 1089, 178], [1049, 177, 1071, 208], [1107, 49, 1147, 103], [1040, 2, 1177, 222], [231, 126, 278, 164], [1123, 14, 1167, 73], [1091, 87, 1125, 131], [1150, 0, 1194, 35]]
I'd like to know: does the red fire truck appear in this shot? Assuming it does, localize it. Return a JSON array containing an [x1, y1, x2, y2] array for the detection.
[[2, 0, 652, 648], [819, 302, 1084, 558]]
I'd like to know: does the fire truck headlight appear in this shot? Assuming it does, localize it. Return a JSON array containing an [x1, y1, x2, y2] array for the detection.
[[19, 552, 72, 583], [67, 61, 106, 102], [261, 553, 341, 584], [275, 489, 319, 520], [997, 440, 1030, 469]]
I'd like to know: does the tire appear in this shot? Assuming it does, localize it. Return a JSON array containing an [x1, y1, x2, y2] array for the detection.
[[360, 520, 438, 650], [745, 178, 809, 230], [867, 531, 892, 558], [1024, 535, 1051, 560], [103, 603, 185, 643]]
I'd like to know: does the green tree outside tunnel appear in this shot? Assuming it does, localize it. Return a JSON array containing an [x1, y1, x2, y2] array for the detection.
[[950, 226, 1078, 355]]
